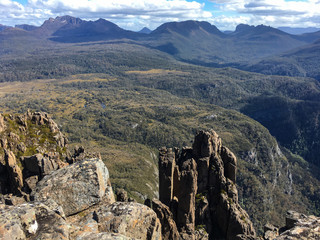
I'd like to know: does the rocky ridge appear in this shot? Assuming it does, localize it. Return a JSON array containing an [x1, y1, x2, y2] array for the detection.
[[1, 112, 320, 239], [155, 130, 256, 239]]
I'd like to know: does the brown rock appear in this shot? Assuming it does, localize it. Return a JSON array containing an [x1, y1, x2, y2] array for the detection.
[[150, 198, 181, 240], [158, 130, 256, 240], [23, 153, 60, 178], [116, 188, 128, 202], [263, 223, 279, 240], [3, 194, 26, 205], [0, 114, 5, 133], [220, 146, 237, 183], [176, 157, 198, 235], [159, 147, 176, 207], [25, 175, 39, 194], [4, 150, 23, 195]]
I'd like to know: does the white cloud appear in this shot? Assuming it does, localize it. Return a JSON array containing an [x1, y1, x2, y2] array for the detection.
[[211, 0, 320, 28], [0, 0, 319, 31], [0, 0, 212, 30]]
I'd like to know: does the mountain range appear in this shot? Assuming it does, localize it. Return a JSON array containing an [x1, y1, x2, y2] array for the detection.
[[1, 15, 320, 76]]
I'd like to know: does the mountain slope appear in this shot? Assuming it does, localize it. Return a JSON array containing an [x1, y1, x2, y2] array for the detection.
[[1, 51, 320, 233], [50, 18, 142, 42], [245, 40, 320, 80], [0, 24, 11, 32]]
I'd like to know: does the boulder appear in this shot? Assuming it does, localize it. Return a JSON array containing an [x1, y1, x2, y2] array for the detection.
[[32, 158, 115, 216], [116, 188, 128, 202], [77, 232, 133, 240], [94, 201, 162, 240], [275, 211, 320, 239], [31, 202, 69, 240], [0, 202, 69, 240], [25, 175, 39, 193], [0, 203, 37, 239]]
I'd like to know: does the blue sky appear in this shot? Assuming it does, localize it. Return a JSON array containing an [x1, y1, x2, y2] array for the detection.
[[1, 0, 319, 31]]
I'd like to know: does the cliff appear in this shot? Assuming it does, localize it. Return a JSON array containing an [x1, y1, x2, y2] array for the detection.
[[154, 130, 256, 239]]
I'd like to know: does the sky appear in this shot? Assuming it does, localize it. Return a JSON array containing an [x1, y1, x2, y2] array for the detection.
[[0, 0, 319, 31]]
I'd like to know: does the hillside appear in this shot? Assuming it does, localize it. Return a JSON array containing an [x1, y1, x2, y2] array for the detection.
[[0, 43, 320, 233], [245, 40, 320, 81]]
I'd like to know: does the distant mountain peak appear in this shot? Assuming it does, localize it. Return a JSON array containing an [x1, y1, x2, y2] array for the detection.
[[138, 27, 152, 34], [15, 24, 37, 31], [151, 20, 223, 37], [0, 24, 11, 32]]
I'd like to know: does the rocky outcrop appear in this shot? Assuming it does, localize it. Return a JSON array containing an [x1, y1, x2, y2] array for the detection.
[[4, 150, 23, 195], [263, 210, 320, 240], [32, 158, 115, 216], [159, 130, 256, 240], [0, 114, 5, 133], [0, 157, 162, 240], [77, 232, 132, 240], [94, 201, 162, 240], [0, 202, 69, 240], [146, 198, 181, 240], [0, 111, 69, 197]]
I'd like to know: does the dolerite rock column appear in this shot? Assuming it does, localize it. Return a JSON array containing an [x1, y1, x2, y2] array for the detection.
[[159, 130, 256, 240]]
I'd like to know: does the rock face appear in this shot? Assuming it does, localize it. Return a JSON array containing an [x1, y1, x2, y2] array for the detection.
[[95, 201, 162, 240], [0, 111, 69, 197], [32, 158, 115, 216], [4, 150, 23, 195], [159, 130, 256, 240], [263, 210, 320, 240], [0, 202, 69, 240], [0, 157, 162, 240], [147, 198, 180, 240]]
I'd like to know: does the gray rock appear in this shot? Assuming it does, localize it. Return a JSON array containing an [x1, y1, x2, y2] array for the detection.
[[94, 201, 162, 240], [76, 232, 133, 240], [0, 203, 37, 239], [0, 202, 69, 240], [32, 158, 115, 216], [275, 211, 320, 239]]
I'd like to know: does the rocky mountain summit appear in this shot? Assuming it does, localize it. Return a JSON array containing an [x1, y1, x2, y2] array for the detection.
[[1, 112, 319, 239]]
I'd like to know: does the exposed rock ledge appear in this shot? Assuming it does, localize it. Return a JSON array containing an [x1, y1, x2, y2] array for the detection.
[[264, 210, 320, 240], [0, 158, 161, 240]]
